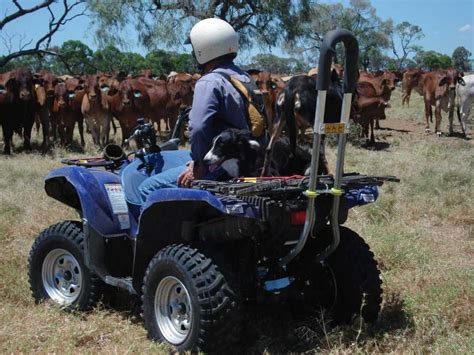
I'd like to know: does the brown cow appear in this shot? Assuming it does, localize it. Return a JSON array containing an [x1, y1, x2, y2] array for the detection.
[[401, 68, 424, 106], [34, 70, 58, 151], [420, 68, 465, 135], [0, 71, 16, 154], [7, 69, 37, 153], [109, 77, 151, 143], [360, 70, 400, 129], [352, 79, 390, 144], [249, 71, 285, 135], [82, 74, 112, 147], [137, 77, 169, 131], [166, 76, 194, 138], [53, 78, 85, 147]]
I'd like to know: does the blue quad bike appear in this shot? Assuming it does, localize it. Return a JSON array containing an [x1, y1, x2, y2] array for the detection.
[[28, 31, 399, 352]]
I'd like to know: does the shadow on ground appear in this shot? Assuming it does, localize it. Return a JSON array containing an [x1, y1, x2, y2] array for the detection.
[[360, 141, 391, 151], [96, 289, 414, 353]]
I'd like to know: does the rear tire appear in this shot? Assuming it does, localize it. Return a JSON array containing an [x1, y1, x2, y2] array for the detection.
[[302, 226, 382, 323], [28, 221, 102, 310], [142, 244, 240, 352]]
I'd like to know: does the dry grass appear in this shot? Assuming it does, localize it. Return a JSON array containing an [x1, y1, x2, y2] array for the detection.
[[0, 89, 473, 353]]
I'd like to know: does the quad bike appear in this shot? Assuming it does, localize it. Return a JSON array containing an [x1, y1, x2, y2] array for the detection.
[[28, 30, 399, 352]]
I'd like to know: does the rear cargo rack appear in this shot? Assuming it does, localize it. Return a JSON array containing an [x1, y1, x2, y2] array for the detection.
[[193, 174, 399, 197]]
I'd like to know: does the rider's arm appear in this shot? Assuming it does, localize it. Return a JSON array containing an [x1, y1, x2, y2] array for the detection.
[[188, 78, 222, 163]]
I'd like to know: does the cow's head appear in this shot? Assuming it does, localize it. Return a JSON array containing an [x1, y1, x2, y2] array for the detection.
[[83, 75, 100, 102], [439, 69, 464, 90], [63, 77, 84, 100], [254, 71, 278, 96], [404, 68, 423, 85], [168, 79, 194, 107], [116, 79, 148, 110], [54, 82, 68, 109], [376, 71, 400, 91], [97, 74, 119, 96], [0, 71, 16, 104], [12, 69, 34, 101], [35, 71, 58, 97]]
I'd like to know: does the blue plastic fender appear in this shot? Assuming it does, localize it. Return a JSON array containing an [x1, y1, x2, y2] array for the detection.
[[45, 166, 137, 236], [137, 187, 260, 243]]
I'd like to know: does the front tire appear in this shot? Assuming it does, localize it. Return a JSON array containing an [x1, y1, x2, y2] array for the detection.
[[28, 221, 102, 310], [142, 244, 240, 352]]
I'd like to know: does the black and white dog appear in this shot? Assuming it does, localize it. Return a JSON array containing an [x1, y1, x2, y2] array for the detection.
[[203, 129, 262, 178], [203, 128, 324, 178]]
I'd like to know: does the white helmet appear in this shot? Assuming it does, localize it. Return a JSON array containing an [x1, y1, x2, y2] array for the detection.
[[186, 18, 239, 65]]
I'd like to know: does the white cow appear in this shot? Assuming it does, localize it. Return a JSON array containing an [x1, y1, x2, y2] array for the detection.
[[456, 74, 474, 136]]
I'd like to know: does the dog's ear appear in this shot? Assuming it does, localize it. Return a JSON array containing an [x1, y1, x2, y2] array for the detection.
[[249, 140, 260, 150]]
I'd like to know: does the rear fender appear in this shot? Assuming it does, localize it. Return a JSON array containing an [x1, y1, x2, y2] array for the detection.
[[132, 188, 260, 290], [45, 166, 137, 236]]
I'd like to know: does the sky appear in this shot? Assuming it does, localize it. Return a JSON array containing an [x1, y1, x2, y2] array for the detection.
[[0, 0, 473, 60]]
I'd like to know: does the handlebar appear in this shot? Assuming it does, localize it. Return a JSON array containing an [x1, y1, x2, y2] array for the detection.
[[124, 118, 157, 148]]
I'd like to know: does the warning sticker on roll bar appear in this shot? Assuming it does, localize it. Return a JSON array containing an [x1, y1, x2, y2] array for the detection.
[[324, 123, 345, 134], [105, 184, 128, 215]]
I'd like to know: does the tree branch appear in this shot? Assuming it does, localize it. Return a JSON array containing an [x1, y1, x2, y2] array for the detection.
[[0, 0, 54, 30], [0, 0, 86, 67]]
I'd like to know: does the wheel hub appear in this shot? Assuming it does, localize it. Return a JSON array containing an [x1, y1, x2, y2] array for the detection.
[[155, 276, 192, 345], [42, 248, 82, 305]]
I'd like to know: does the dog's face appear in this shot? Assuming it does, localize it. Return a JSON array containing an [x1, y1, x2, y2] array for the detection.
[[203, 129, 260, 178]]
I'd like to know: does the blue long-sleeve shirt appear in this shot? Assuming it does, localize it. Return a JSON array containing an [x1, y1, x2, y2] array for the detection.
[[188, 61, 250, 162]]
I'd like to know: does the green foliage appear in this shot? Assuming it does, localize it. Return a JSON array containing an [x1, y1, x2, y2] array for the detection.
[[415, 50, 452, 70], [57, 40, 95, 74], [245, 53, 309, 74], [2, 40, 197, 75], [452, 46, 472, 72], [87, 0, 313, 51], [287, 0, 393, 69], [390, 21, 424, 69]]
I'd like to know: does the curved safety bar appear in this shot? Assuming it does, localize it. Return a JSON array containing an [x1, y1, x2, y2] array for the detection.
[[279, 29, 359, 268], [316, 29, 359, 93]]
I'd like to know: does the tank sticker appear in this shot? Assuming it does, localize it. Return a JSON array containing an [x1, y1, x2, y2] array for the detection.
[[117, 214, 130, 230], [105, 184, 128, 215]]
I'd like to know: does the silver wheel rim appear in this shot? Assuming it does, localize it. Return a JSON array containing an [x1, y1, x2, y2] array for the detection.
[[42, 248, 82, 305], [155, 276, 192, 345]]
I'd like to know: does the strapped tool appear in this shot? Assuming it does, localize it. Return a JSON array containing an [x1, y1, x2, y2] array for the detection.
[[279, 29, 360, 267]]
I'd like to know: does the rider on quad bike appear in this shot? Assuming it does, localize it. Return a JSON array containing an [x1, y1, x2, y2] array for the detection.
[[139, 18, 256, 201], [28, 27, 399, 353]]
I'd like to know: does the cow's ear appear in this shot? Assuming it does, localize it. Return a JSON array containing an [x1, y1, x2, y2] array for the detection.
[[33, 77, 43, 85], [330, 68, 340, 82], [458, 77, 466, 86], [439, 77, 448, 86], [459, 71, 464, 77]]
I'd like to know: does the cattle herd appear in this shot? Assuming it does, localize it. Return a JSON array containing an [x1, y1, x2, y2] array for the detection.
[[0, 65, 471, 155]]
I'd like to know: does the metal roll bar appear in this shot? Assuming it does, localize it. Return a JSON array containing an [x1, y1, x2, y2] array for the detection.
[[279, 29, 359, 267]]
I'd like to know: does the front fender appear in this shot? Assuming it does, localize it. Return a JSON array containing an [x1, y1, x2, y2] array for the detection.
[[45, 166, 133, 235]]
